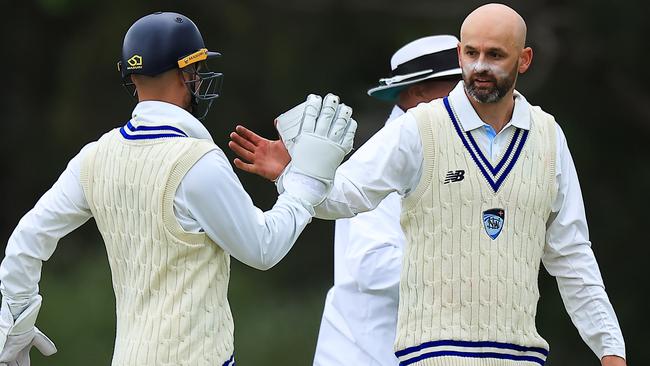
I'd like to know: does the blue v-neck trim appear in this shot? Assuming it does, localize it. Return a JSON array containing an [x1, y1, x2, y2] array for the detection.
[[443, 97, 529, 193], [466, 127, 521, 174]]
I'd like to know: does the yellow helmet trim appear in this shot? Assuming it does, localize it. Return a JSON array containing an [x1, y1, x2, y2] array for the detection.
[[178, 48, 208, 68]]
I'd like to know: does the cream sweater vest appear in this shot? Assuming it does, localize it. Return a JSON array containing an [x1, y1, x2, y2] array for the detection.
[[396, 98, 557, 366], [79, 130, 233, 366]]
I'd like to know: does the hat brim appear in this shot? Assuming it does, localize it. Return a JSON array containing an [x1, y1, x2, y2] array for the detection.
[[207, 51, 221, 59], [367, 68, 462, 102]]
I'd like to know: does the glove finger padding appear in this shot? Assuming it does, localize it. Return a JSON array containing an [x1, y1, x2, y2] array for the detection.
[[280, 92, 357, 205], [275, 94, 322, 152], [314, 94, 339, 136], [328, 104, 352, 144], [286, 105, 357, 205], [301, 94, 322, 135], [342, 118, 357, 154], [32, 328, 56, 356]]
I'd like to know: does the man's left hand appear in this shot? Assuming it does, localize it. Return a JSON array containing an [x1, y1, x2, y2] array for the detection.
[[602, 355, 626, 366], [0, 296, 56, 366], [0, 327, 57, 366]]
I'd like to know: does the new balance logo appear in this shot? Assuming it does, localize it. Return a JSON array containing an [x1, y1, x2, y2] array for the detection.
[[444, 170, 465, 184]]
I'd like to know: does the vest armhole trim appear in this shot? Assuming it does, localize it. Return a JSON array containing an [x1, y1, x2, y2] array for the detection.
[[531, 106, 559, 216], [79, 132, 109, 213], [161, 140, 219, 247], [402, 100, 438, 213]]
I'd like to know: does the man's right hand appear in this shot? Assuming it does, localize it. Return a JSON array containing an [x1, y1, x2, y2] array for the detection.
[[230, 93, 357, 205], [601, 356, 627, 366], [228, 126, 290, 181], [279, 93, 356, 205]]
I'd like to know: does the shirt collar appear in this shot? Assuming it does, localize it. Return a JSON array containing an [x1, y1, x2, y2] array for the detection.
[[386, 105, 405, 124], [447, 81, 531, 132], [130, 101, 214, 142]]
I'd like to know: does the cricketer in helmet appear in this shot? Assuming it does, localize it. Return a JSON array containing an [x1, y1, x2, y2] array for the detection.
[[118, 11, 223, 120], [0, 11, 357, 366]]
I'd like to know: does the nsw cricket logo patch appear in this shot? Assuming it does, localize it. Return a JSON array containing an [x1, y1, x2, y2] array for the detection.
[[483, 208, 505, 240]]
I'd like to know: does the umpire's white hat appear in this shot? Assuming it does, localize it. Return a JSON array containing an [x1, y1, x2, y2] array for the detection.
[[368, 35, 461, 101]]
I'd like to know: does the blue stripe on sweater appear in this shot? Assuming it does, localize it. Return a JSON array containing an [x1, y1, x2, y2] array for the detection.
[[119, 120, 188, 140], [222, 354, 235, 366], [443, 97, 528, 192], [398, 350, 545, 366], [395, 339, 548, 366]]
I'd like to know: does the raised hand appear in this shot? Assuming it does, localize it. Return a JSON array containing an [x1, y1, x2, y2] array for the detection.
[[229, 93, 357, 205], [228, 125, 290, 181], [275, 94, 323, 153], [279, 93, 357, 205], [601, 356, 626, 366]]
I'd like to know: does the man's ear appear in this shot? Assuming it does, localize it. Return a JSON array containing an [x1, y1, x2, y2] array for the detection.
[[177, 68, 188, 84], [518, 47, 533, 74]]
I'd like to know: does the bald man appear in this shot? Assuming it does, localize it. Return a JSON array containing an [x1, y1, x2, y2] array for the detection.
[[229, 4, 626, 366]]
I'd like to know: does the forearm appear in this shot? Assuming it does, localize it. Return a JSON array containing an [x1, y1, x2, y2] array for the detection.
[[1, 210, 91, 309], [1, 154, 92, 307], [1, 224, 46, 312], [544, 238, 626, 359], [314, 115, 422, 220], [313, 170, 393, 220], [554, 262, 625, 359], [181, 152, 316, 270], [314, 191, 365, 220], [222, 194, 314, 270]]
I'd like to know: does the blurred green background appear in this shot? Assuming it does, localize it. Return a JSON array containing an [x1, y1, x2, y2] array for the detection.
[[1, 0, 647, 364]]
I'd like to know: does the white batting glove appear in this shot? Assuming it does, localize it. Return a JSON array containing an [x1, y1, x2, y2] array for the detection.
[[279, 93, 357, 205], [275, 94, 323, 153], [0, 296, 56, 365]]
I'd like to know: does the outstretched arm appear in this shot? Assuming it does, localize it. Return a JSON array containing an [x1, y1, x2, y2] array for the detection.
[[201, 94, 356, 269], [543, 125, 626, 364], [230, 110, 425, 221], [228, 125, 290, 181], [177, 148, 313, 270], [228, 94, 334, 184], [313, 112, 424, 219]]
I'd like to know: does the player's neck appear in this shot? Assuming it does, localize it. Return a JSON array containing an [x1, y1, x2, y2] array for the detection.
[[466, 89, 515, 133], [137, 89, 190, 112], [133, 71, 190, 112]]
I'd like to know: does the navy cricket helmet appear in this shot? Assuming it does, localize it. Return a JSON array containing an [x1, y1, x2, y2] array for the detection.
[[118, 12, 223, 120]]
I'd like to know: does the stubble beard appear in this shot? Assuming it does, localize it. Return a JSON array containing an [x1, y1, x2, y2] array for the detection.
[[462, 62, 518, 104]]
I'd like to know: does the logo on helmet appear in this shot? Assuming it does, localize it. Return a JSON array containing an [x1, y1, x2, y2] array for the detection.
[[178, 48, 208, 68], [127, 55, 143, 70]]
